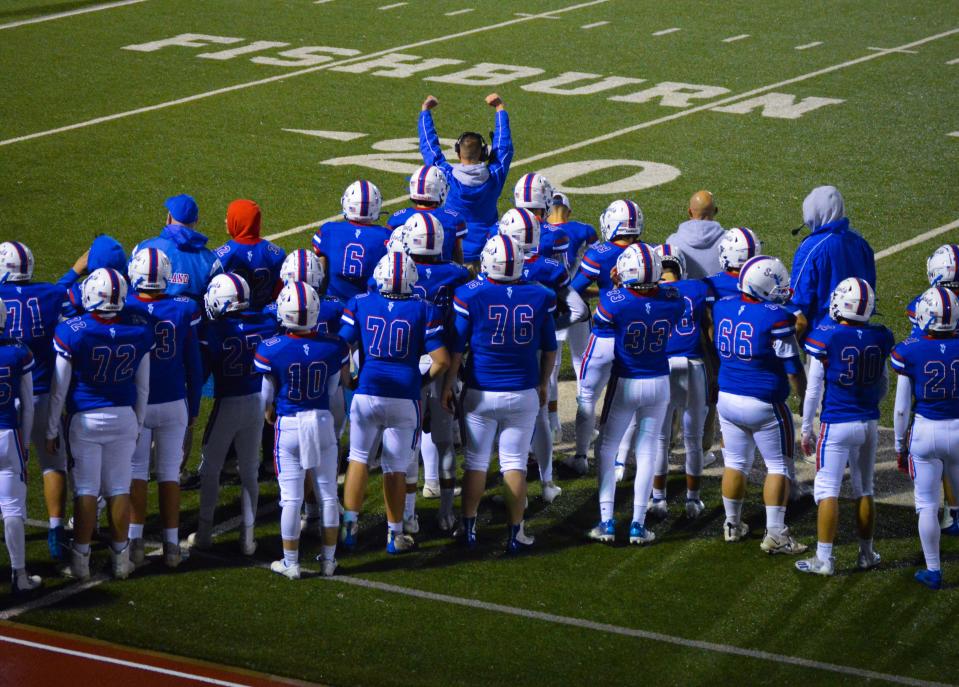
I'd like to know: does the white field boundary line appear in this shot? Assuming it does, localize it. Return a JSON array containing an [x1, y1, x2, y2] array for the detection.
[[265, 26, 959, 242], [0, 635, 253, 687], [874, 218, 959, 261], [0, 0, 147, 31], [0, 0, 609, 148]]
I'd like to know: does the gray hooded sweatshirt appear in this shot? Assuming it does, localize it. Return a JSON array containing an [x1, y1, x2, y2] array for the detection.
[[665, 219, 725, 279]]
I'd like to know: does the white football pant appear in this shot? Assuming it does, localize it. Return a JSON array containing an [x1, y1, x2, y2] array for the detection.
[[575, 334, 615, 456], [0, 429, 28, 570], [348, 394, 419, 475], [31, 393, 66, 473], [68, 407, 137, 498], [131, 399, 188, 483], [813, 419, 877, 502], [462, 388, 538, 473], [908, 415, 959, 572], [656, 357, 707, 479], [717, 391, 794, 477], [417, 376, 455, 482]]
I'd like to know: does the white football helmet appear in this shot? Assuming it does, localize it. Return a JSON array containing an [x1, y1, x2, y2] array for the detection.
[[497, 208, 540, 254], [373, 251, 418, 294], [409, 165, 449, 205], [81, 267, 127, 313], [655, 244, 687, 280], [926, 244, 959, 288], [829, 277, 876, 323], [617, 242, 661, 289], [718, 227, 762, 271], [0, 241, 34, 283], [480, 235, 523, 282], [513, 173, 554, 212], [204, 273, 250, 319], [386, 226, 411, 255], [600, 200, 644, 241], [915, 286, 959, 333], [341, 180, 382, 222], [276, 281, 320, 332], [280, 249, 324, 290], [128, 247, 172, 292], [738, 255, 792, 303], [403, 213, 444, 257]]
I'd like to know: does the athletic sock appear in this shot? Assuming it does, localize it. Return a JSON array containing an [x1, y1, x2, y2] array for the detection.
[[404, 492, 416, 519], [322, 544, 336, 561], [111, 540, 127, 553], [816, 541, 833, 563], [128, 523, 144, 540], [631, 501, 646, 525], [439, 487, 454, 517], [49, 517, 63, 529], [858, 538, 874, 558], [686, 489, 700, 502], [462, 516, 476, 535], [722, 496, 743, 525], [765, 506, 786, 536], [163, 528, 178, 545], [600, 501, 614, 522], [918, 508, 941, 571], [75, 542, 91, 555], [4, 517, 25, 569], [652, 488, 666, 501], [387, 520, 403, 535], [549, 411, 560, 433], [283, 548, 299, 566]]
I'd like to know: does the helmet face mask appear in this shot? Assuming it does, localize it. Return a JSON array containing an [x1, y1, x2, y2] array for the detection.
[[718, 227, 762, 271], [616, 242, 661, 289], [926, 244, 959, 289], [513, 173, 554, 212], [373, 251, 418, 295], [409, 165, 449, 205], [600, 200, 644, 241], [916, 286, 959, 333], [403, 213, 444, 257], [128, 247, 172, 292], [276, 281, 320, 332], [829, 277, 876, 323], [654, 244, 686, 281], [280, 249, 324, 290], [82, 268, 128, 314], [204, 273, 251, 319], [738, 256, 792, 304], [0, 241, 34, 284], [341, 180, 383, 223], [497, 208, 540, 254], [480, 235, 523, 283]]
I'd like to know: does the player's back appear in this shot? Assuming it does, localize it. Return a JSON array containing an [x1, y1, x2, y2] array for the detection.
[[53, 313, 153, 413], [388, 207, 465, 262], [312, 221, 391, 301], [125, 294, 201, 405], [254, 333, 348, 415], [453, 278, 556, 391], [805, 322, 893, 422], [538, 223, 570, 263], [891, 334, 959, 420], [665, 279, 713, 358], [522, 255, 569, 291], [596, 287, 684, 378], [201, 310, 278, 398], [704, 270, 740, 300], [552, 220, 597, 268], [0, 280, 66, 394], [214, 240, 285, 309], [573, 241, 626, 292], [413, 261, 470, 315], [713, 297, 797, 403], [0, 340, 32, 429]]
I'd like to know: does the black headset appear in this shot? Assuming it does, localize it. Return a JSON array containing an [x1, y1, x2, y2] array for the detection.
[[454, 131, 490, 162]]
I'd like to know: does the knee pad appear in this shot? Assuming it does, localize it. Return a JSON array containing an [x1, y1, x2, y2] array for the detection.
[[322, 498, 339, 529]]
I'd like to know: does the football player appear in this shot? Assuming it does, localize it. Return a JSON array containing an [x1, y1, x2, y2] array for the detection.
[[339, 252, 449, 553], [704, 227, 762, 301], [442, 235, 557, 553], [214, 199, 286, 309], [713, 256, 807, 555], [0, 299, 42, 594], [892, 287, 959, 590], [419, 93, 513, 265], [569, 200, 645, 476], [46, 268, 153, 580], [125, 248, 203, 568], [256, 283, 350, 579], [547, 193, 599, 274], [795, 278, 893, 576], [0, 242, 70, 559], [587, 244, 684, 545], [386, 165, 466, 264], [312, 180, 392, 302], [650, 245, 713, 519], [512, 173, 569, 264], [190, 274, 277, 555]]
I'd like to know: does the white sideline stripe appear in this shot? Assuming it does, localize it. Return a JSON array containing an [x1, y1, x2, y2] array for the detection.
[[445, 8, 474, 15], [867, 46, 919, 54], [0, 0, 147, 30], [652, 27, 680, 35], [322, 575, 952, 687], [0, 635, 252, 687], [581, 21, 609, 29], [378, 2, 407, 9], [795, 41, 824, 50], [947, 58, 959, 65], [0, 0, 609, 148], [265, 26, 959, 242], [722, 34, 750, 43], [949, 131, 959, 137], [874, 219, 959, 261]]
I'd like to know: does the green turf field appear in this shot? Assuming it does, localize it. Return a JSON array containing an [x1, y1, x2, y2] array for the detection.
[[1, 1, 959, 685]]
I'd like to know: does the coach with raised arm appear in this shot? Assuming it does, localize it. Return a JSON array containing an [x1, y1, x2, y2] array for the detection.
[[418, 92, 513, 267], [789, 185, 876, 341]]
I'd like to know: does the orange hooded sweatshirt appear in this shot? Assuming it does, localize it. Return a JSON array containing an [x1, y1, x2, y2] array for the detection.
[[226, 199, 262, 245]]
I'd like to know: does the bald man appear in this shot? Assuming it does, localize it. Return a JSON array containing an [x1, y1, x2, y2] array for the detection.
[[664, 191, 724, 280]]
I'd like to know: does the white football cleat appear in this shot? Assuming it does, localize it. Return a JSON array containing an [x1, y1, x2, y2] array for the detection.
[[240, 526, 257, 556], [64, 545, 91, 581], [187, 519, 213, 550], [422, 480, 441, 499], [319, 557, 337, 577], [129, 538, 145, 566], [647, 498, 668, 519], [614, 462, 626, 483], [11, 571, 42, 595], [542, 481, 562, 504], [760, 528, 808, 555], [110, 545, 135, 580], [386, 531, 415, 554], [795, 556, 835, 576], [437, 512, 457, 533], [588, 519, 615, 543], [513, 521, 535, 547], [724, 521, 750, 542], [628, 521, 655, 545], [270, 560, 301, 580], [857, 549, 881, 570], [702, 451, 718, 469], [403, 514, 420, 535], [163, 542, 182, 569], [685, 499, 705, 519]]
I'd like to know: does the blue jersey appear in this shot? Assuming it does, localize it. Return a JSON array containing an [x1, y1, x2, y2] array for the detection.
[[522, 255, 570, 291], [200, 311, 278, 399], [0, 342, 33, 429], [411, 260, 470, 348], [53, 314, 154, 414], [665, 279, 713, 359], [214, 240, 285, 310], [594, 287, 685, 379], [551, 220, 598, 269], [570, 241, 627, 294], [312, 221, 392, 301], [804, 322, 894, 423], [537, 223, 570, 264], [264, 295, 345, 336], [124, 294, 203, 416], [387, 207, 467, 263], [452, 278, 557, 392], [134, 226, 223, 300], [0, 281, 67, 394], [713, 297, 801, 403], [254, 333, 349, 416], [891, 334, 959, 421], [704, 271, 740, 300], [340, 293, 445, 401]]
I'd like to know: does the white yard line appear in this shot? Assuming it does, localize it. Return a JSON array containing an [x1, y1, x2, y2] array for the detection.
[[874, 219, 959, 261], [0, 0, 147, 31], [722, 34, 750, 43], [949, 131, 959, 137], [266, 26, 959, 242], [947, 58, 959, 64], [378, 2, 407, 9], [867, 46, 919, 54], [652, 27, 681, 35], [0, 0, 609, 148], [581, 21, 609, 29], [444, 8, 474, 16], [795, 41, 824, 50]]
